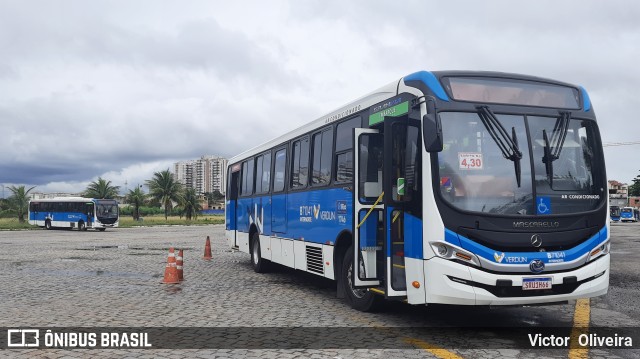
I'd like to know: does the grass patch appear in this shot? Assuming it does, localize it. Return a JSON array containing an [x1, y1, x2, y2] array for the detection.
[[0, 215, 224, 230], [0, 218, 37, 230], [118, 215, 224, 228]]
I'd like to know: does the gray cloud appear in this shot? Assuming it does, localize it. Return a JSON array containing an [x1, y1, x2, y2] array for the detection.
[[1, 0, 639, 196]]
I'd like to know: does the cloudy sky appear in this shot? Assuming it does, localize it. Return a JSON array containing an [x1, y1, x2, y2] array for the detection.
[[1, 0, 639, 197]]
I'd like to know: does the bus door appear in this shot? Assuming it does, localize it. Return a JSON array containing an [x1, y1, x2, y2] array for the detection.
[[85, 203, 95, 228], [227, 166, 241, 248], [383, 116, 421, 298], [353, 128, 384, 287], [353, 118, 422, 293]]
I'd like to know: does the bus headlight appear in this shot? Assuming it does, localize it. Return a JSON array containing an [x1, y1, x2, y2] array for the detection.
[[436, 243, 448, 256], [429, 241, 481, 267]]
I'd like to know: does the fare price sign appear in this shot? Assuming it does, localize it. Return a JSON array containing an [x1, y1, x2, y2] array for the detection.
[[458, 152, 483, 170]]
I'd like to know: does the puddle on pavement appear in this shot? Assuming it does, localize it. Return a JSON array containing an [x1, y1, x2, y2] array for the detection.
[[76, 246, 195, 251], [17, 268, 154, 280], [163, 286, 182, 294]]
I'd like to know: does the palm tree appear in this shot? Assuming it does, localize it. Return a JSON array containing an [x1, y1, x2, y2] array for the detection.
[[125, 186, 146, 220], [146, 169, 184, 220], [182, 188, 202, 221], [85, 177, 120, 199], [8, 185, 36, 223]]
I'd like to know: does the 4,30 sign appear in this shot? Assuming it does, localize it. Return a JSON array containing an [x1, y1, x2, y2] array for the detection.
[[458, 152, 483, 170]]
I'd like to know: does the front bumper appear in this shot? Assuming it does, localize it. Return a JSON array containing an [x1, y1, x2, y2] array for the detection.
[[423, 254, 609, 305]]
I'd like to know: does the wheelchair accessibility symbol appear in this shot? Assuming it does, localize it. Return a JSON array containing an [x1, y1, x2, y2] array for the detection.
[[537, 196, 551, 214]]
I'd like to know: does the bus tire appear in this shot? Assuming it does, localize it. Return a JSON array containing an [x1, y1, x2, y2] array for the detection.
[[251, 232, 269, 273], [341, 246, 382, 312], [97, 228, 106, 232], [78, 221, 86, 231], [45, 220, 52, 230]]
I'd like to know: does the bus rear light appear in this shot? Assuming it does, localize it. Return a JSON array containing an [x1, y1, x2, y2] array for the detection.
[[412, 281, 421, 289]]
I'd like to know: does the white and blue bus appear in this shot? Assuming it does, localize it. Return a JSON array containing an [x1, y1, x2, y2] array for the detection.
[[610, 205, 621, 222], [29, 197, 119, 231], [620, 207, 637, 222], [225, 71, 609, 311]]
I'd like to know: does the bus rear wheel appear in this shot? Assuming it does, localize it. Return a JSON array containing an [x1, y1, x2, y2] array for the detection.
[[341, 246, 382, 312]]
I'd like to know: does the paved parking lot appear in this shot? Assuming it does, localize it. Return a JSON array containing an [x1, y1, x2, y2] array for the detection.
[[0, 224, 638, 358]]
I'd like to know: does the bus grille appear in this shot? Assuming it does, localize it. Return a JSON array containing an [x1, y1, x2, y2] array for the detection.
[[305, 246, 324, 275]]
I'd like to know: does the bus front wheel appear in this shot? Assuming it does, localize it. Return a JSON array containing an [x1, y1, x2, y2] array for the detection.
[[78, 221, 86, 231], [251, 232, 270, 273], [45, 220, 52, 230], [341, 246, 382, 312]]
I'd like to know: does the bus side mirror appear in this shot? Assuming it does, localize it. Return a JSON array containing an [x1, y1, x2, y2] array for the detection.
[[423, 99, 443, 152]]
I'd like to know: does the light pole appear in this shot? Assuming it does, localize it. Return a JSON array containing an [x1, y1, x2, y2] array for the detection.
[[1, 184, 4, 199]]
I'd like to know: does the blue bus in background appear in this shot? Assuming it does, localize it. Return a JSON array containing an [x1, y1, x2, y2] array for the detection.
[[29, 197, 119, 231], [610, 205, 621, 222], [226, 70, 610, 311], [620, 207, 637, 222]]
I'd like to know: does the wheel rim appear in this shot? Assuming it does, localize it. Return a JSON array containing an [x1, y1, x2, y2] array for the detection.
[[346, 260, 367, 299]]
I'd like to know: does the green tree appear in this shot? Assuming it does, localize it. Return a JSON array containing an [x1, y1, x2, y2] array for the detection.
[[182, 188, 202, 220], [629, 173, 640, 197], [84, 177, 120, 199], [146, 169, 184, 220], [8, 185, 36, 223], [204, 190, 225, 208], [125, 186, 146, 220]]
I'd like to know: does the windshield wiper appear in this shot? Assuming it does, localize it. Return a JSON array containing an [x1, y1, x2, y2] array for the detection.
[[477, 106, 523, 187], [542, 111, 571, 186]]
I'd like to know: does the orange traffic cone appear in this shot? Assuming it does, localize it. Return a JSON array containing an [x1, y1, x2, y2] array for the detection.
[[177, 249, 184, 281], [162, 247, 180, 284], [204, 236, 212, 260]]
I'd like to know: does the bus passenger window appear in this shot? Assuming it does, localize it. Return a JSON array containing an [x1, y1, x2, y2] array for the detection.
[[335, 116, 361, 182], [291, 137, 309, 188], [273, 149, 286, 192], [241, 158, 255, 196], [312, 127, 333, 186]]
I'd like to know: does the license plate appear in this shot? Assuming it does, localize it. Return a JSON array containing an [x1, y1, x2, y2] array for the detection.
[[522, 277, 552, 290]]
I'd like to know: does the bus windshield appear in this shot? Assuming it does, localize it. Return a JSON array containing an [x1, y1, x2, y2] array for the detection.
[[437, 111, 603, 215], [96, 201, 119, 222]]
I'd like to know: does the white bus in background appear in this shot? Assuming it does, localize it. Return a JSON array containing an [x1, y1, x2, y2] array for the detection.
[[29, 197, 119, 231]]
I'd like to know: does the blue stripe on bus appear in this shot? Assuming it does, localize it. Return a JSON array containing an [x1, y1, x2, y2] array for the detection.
[[229, 189, 425, 259], [229, 188, 353, 245], [404, 71, 450, 101], [599, 225, 608, 240], [445, 227, 605, 264], [580, 86, 591, 112], [403, 212, 423, 259], [30, 212, 89, 222]]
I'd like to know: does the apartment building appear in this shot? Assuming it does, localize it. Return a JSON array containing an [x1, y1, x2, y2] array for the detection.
[[173, 155, 228, 195]]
